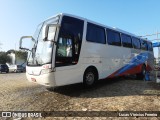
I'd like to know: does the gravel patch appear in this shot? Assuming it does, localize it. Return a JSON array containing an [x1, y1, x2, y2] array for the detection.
[[0, 73, 160, 119]]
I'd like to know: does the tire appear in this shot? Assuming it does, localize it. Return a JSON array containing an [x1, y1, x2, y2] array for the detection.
[[136, 65, 146, 80], [83, 68, 98, 88]]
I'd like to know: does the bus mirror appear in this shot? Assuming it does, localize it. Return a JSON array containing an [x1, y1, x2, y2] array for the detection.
[[44, 24, 60, 41], [19, 36, 35, 51]]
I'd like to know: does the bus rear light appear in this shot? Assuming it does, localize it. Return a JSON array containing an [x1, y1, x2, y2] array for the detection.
[[31, 78, 36, 82]]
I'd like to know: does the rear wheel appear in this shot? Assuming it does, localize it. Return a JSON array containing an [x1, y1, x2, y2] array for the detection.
[[136, 65, 146, 80], [83, 68, 98, 88]]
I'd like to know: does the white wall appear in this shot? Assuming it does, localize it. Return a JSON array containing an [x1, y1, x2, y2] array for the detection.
[[7, 52, 26, 66], [8, 53, 15, 64]]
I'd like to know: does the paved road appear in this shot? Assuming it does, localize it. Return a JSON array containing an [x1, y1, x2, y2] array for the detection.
[[0, 73, 160, 119]]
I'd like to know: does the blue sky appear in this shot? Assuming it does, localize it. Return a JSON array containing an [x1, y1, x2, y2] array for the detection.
[[0, 0, 160, 57]]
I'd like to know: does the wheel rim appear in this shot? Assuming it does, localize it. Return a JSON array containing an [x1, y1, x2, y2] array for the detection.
[[85, 72, 94, 85]]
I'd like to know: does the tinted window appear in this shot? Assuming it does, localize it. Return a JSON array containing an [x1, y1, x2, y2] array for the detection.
[[2, 65, 6, 67], [148, 42, 153, 51], [132, 37, 141, 49], [1, 65, 8, 68], [141, 40, 148, 50], [86, 23, 106, 44], [17, 65, 23, 68], [107, 30, 121, 46], [56, 16, 84, 67], [121, 34, 132, 48]]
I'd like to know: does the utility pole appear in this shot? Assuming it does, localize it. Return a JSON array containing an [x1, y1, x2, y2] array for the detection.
[[157, 31, 160, 61]]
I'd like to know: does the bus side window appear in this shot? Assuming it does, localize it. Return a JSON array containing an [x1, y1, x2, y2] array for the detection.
[[86, 23, 106, 44], [141, 40, 148, 51], [132, 37, 141, 49], [121, 34, 132, 48], [107, 30, 121, 46], [148, 42, 153, 51]]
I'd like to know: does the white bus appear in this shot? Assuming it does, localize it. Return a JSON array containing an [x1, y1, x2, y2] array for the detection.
[[19, 13, 154, 88]]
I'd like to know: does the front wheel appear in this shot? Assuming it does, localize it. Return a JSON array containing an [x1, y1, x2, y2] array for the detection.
[[83, 68, 98, 88]]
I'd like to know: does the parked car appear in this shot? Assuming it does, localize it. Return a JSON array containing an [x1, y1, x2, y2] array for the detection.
[[16, 65, 25, 72], [8, 64, 25, 73], [8, 65, 17, 72], [0, 64, 9, 73]]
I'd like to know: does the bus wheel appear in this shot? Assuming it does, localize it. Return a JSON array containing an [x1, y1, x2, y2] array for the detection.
[[136, 65, 146, 80], [83, 68, 98, 87]]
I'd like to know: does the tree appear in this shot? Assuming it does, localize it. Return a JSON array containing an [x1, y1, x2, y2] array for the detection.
[[15, 50, 28, 60], [6, 49, 15, 54], [7, 49, 28, 60], [0, 52, 11, 64]]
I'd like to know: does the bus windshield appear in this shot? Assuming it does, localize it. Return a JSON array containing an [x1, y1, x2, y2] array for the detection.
[[28, 16, 59, 66]]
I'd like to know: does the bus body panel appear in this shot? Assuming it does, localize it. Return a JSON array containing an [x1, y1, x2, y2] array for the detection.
[[49, 52, 104, 87], [26, 72, 55, 86], [101, 45, 130, 78], [106, 50, 154, 78], [26, 66, 55, 87], [54, 64, 83, 86], [23, 13, 154, 88]]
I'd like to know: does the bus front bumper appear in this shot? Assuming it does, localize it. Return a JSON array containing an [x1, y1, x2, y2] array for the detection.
[[26, 72, 56, 87]]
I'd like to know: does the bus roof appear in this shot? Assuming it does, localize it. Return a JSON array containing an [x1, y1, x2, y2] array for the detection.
[[46, 13, 151, 42]]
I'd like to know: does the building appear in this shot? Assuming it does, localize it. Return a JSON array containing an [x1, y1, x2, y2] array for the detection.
[[7, 50, 27, 67]]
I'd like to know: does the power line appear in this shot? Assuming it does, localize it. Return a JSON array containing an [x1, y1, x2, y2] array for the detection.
[[140, 32, 160, 37]]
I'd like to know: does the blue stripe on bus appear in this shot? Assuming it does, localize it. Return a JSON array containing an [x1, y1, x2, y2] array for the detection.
[[114, 52, 149, 76]]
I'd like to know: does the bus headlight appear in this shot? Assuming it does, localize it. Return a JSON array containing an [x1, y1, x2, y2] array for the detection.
[[41, 69, 52, 75]]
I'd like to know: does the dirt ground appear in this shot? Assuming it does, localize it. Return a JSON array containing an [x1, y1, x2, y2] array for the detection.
[[0, 73, 160, 120]]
